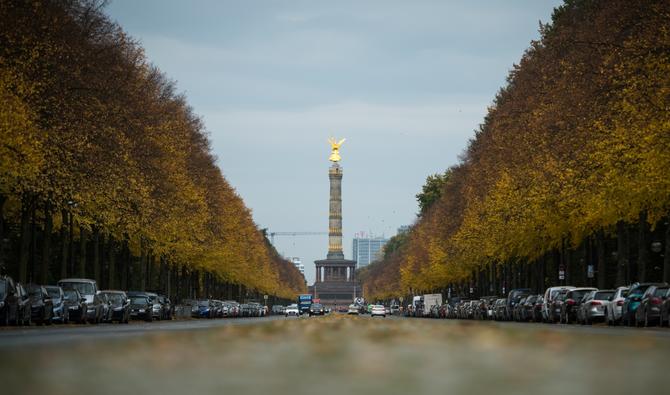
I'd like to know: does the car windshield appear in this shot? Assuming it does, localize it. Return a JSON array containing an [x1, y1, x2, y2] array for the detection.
[[654, 288, 669, 297], [595, 292, 614, 300], [570, 290, 591, 300], [130, 297, 148, 305], [198, 300, 209, 307], [61, 282, 94, 295], [311, 304, 322, 308], [104, 294, 125, 304], [287, 304, 298, 309], [63, 290, 79, 300], [631, 285, 650, 296], [46, 288, 61, 299], [28, 286, 42, 296]]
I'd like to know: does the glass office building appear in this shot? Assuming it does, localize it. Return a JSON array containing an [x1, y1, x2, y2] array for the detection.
[[352, 236, 388, 268]]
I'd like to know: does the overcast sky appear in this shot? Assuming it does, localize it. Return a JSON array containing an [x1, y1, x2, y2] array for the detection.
[[106, 0, 563, 284]]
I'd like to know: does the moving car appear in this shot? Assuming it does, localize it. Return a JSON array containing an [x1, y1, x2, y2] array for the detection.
[[285, 304, 300, 317], [309, 303, 325, 316], [371, 305, 386, 317], [347, 304, 360, 315]]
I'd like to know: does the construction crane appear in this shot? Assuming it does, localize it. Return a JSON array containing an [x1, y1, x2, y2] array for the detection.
[[269, 231, 328, 245]]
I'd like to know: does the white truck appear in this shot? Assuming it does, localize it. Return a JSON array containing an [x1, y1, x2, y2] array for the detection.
[[422, 293, 443, 317]]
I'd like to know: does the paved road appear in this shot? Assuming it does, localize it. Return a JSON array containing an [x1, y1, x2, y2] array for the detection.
[[1, 314, 668, 395], [0, 315, 286, 348]]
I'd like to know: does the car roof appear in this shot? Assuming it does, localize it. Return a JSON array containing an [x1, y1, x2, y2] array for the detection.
[[58, 278, 97, 284]]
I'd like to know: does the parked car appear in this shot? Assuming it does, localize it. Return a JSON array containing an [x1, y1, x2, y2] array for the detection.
[[309, 303, 325, 316], [28, 284, 54, 325], [129, 296, 153, 321], [0, 275, 20, 326], [560, 288, 597, 324], [532, 296, 544, 322], [62, 288, 87, 323], [493, 298, 507, 321], [158, 295, 172, 320], [519, 295, 538, 322], [44, 286, 69, 324], [605, 286, 629, 326], [271, 305, 285, 315], [622, 283, 667, 326], [635, 284, 669, 327], [347, 304, 360, 315], [542, 286, 575, 323], [577, 290, 614, 324], [58, 278, 101, 323], [659, 288, 670, 327], [99, 291, 130, 323], [15, 282, 32, 326], [197, 300, 214, 318], [506, 288, 532, 321]]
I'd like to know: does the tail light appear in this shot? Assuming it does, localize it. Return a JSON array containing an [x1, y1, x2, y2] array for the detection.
[[566, 299, 575, 306], [590, 301, 601, 306], [616, 300, 624, 306], [651, 297, 662, 305]]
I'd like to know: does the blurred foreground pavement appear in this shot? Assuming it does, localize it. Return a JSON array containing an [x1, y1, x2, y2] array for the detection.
[[1, 315, 668, 395]]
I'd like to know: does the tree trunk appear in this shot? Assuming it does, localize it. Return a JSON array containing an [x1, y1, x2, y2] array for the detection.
[[92, 226, 100, 283], [638, 212, 649, 282], [41, 201, 53, 284], [616, 221, 628, 285], [108, 236, 116, 289], [0, 195, 5, 272], [78, 225, 87, 277], [664, 221, 670, 283], [60, 209, 68, 279], [596, 230, 606, 289], [19, 195, 31, 283], [139, 239, 146, 291]]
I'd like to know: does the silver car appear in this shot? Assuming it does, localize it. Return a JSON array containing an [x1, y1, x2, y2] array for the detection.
[[577, 290, 614, 324], [605, 286, 629, 326]]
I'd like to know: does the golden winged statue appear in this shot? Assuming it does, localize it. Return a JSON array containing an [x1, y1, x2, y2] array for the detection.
[[328, 137, 346, 162]]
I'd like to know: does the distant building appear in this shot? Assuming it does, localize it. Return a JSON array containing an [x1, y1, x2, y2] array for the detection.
[[352, 235, 388, 268], [290, 257, 305, 276]]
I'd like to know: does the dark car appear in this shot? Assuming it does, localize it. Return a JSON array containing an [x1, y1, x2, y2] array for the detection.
[[44, 286, 69, 324], [660, 288, 670, 327], [532, 296, 544, 322], [62, 288, 87, 323], [158, 295, 172, 320], [58, 278, 102, 324], [196, 300, 214, 318], [0, 275, 20, 326], [520, 295, 538, 322], [28, 284, 54, 325], [635, 285, 669, 327], [560, 288, 597, 324], [309, 303, 325, 316], [15, 283, 33, 326], [100, 291, 130, 323], [506, 288, 532, 321], [129, 296, 153, 321], [622, 283, 668, 326]]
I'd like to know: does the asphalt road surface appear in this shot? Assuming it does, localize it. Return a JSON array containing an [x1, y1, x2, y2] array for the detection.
[[1, 315, 668, 395]]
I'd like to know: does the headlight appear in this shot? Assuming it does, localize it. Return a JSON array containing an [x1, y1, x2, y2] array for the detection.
[[69, 305, 79, 310], [114, 307, 123, 311], [0, 301, 4, 308], [139, 309, 145, 313]]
